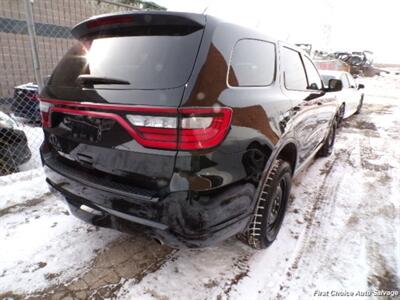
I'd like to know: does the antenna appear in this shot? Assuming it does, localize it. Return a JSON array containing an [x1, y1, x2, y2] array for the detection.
[[202, 6, 209, 15]]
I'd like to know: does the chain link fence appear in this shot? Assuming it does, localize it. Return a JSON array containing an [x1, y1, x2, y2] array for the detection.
[[0, 0, 139, 176]]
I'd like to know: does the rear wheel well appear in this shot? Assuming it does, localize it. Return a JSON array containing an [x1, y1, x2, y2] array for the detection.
[[277, 143, 297, 175], [243, 142, 272, 183]]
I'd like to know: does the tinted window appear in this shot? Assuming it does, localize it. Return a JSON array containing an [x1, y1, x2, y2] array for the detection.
[[49, 29, 203, 90], [281, 47, 307, 90], [228, 39, 275, 87], [303, 57, 322, 89]]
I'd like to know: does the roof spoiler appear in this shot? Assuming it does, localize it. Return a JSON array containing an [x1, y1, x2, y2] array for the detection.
[[71, 11, 206, 39]]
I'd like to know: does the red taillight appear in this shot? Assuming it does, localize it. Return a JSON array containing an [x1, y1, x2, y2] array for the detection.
[[179, 108, 232, 150], [128, 107, 232, 150], [39, 98, 232, 151], [135, 127, 178, 149], [86, 16, 134, 29]]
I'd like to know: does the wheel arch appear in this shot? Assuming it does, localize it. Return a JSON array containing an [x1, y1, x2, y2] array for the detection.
[[259, 138, 299, 179], [276, 142, 297, 175], [242, 140, 274, 183]]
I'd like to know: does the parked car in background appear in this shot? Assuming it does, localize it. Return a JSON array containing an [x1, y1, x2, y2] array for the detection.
[[320, 70, 365, 124], [11, 83, 41, 125], [40, 11, 342, 249], [0, 112, 31, 175]]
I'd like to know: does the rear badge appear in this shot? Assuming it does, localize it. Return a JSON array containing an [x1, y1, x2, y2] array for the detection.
[[49, 134, 62, 152]]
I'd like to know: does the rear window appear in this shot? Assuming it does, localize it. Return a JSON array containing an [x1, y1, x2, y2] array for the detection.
[[49, 29, 203, 90]]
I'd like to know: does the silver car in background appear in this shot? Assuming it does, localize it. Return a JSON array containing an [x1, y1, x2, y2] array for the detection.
[[319, 70, 365, 125]]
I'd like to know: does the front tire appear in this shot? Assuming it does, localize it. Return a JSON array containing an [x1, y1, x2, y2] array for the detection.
[[246, 159, 292, 249]]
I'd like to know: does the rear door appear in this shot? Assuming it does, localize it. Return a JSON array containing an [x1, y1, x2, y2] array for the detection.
[[301, 55, 334, 147], [40, 13, 205, 194], [280, 45, 335, 164]]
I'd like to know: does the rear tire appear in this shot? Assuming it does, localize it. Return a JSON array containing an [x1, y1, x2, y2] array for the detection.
[[245, 159, 292, 249], [317, 120, 336, 157]]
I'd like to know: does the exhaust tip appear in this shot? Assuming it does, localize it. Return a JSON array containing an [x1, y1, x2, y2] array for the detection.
[[79, 204, 103, 216]]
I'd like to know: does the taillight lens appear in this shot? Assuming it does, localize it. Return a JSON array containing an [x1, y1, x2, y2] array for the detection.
[[39, 101, 53, 128], [178, 108, 232, 150], [127, 107, 232, 150]]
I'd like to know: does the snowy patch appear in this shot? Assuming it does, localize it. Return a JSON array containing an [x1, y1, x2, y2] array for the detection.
[[0, 171, 122, 294]]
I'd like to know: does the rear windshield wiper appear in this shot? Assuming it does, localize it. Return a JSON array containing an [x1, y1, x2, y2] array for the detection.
[[76, 75, 130, 86]]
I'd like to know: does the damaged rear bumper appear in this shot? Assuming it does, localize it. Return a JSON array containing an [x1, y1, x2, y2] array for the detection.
[[44, 165, 255, 248]]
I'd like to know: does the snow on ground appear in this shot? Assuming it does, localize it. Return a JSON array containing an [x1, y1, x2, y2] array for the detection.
[[18, 124, 43, 172], [361, 75, 400, 102], [0, 168, 46, 211], [0, 76, 399, 299], [0, 169, 122, 294]]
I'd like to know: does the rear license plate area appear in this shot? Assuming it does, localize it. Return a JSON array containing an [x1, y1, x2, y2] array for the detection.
[[62, 114, 114, 143]]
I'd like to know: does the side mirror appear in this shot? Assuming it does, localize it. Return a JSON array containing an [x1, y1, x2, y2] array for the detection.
[[358, 83, 365, 90], [326, 79, 343, 92]]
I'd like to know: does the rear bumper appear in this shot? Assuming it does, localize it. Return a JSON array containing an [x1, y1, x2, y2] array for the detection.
[[44, 164, 255, 248]]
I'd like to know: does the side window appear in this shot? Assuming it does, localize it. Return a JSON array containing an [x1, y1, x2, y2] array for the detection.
[[303, 56, 322, 90], [281, 47, 308, 91], [347, 74, 356, 88], [341, 74, 350, 88], [228, 39, 275, 87]]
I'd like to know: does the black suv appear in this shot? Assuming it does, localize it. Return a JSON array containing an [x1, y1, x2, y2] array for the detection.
[[40, 12, 341, 249]]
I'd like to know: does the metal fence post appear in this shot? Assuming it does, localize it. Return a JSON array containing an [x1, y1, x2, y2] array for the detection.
[[23, 0, 43, 91]]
